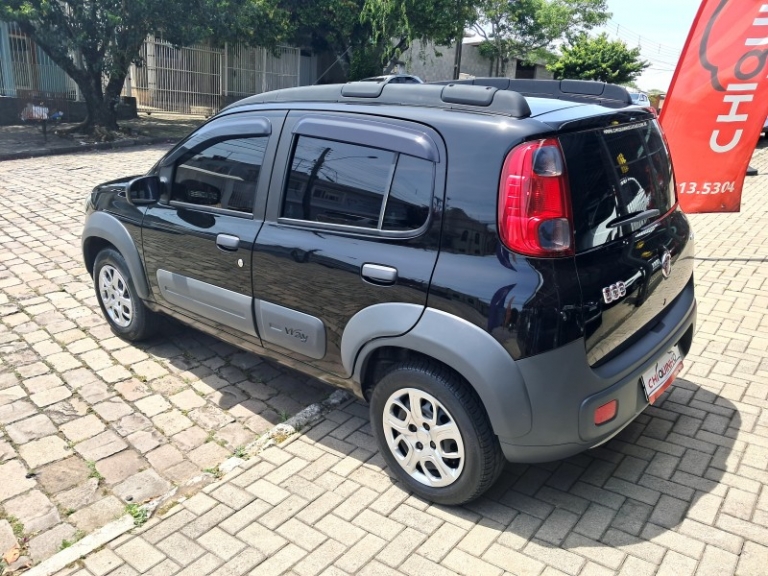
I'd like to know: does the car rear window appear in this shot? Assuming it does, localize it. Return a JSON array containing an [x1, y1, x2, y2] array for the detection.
[[560, 120, 676, 253]]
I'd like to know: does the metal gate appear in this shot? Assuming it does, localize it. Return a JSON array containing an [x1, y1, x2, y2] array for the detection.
[[126, 36, 300, 115]]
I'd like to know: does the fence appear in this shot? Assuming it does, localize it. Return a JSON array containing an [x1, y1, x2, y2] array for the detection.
[[125, 37, 301, 115], [0, 21, 79, 99], [0, 24, 301, 115]]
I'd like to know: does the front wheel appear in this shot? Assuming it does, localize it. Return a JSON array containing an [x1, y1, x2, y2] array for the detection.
[[93, 248, 159, 341], [370, 359, 504, 505]]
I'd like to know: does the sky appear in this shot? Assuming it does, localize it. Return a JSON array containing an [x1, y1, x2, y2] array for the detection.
[[598, 0, 702, 92]]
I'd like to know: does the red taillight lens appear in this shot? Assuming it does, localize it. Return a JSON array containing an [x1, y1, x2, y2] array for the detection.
[[498, 138, 573, 257], [594, 400, 618, 426]]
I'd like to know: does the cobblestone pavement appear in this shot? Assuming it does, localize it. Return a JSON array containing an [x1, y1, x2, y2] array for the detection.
[[5, 141, 768, 576], [0, 146, 335, 565]]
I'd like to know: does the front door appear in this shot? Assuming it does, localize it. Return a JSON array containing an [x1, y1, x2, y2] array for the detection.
[[252, 111, 446, 377], [141, 110, 285, 342]]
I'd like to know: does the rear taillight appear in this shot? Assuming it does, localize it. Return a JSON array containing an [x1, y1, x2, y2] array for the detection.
[[498, 138, 573, 257]]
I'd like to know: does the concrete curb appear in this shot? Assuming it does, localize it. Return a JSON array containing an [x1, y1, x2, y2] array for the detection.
[[19, 390, 354, 575], [22, 516, 135, 576], [0, 136, 175, 162]]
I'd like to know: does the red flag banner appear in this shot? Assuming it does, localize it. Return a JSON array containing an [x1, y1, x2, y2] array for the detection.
[[660, 0, 768, 213]]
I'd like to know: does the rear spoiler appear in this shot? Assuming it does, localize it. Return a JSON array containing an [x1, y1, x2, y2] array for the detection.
[[431, 78, 633, 109]]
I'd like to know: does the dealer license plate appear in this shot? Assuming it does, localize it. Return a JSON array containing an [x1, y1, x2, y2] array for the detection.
[[641, 346, 684, 404]]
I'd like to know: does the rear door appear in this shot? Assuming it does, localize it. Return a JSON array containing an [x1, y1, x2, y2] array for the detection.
[[560, 119, 693, 366], [252, 111, 446, 377]]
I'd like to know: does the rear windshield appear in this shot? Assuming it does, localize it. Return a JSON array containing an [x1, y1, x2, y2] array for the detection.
[[560, 120, 675, 253]]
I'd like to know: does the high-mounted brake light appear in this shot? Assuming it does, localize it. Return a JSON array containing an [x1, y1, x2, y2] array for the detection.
[[498, 138, 573, 257]]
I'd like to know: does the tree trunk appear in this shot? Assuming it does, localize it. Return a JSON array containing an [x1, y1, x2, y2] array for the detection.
[[383, 37, 409, 74]]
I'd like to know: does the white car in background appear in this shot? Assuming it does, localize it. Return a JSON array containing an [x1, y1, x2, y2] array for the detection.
[[629, 91, 651, 106]]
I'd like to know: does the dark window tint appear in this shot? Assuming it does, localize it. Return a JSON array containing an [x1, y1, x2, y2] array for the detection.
[[283, 135, 433, 231], [382, 155, 434, 230], [172, 137, 267, 213], [561, 120, 674, 252]]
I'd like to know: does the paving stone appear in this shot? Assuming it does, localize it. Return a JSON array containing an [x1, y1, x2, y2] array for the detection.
[[55, 477, 101, 511], [83, 548, 124, 576], [18, 435, 70, 468], [28, 522, 77, 561], [156, 532, 206, 566], [95, 450, 144, 485], [4, 489, 60, 534], [171, 426, 209, 452], [5, 413, 57, 444], [114, 379, 151, 402], [126, 428, 166, 453], [0, 520, 18, 555], [45, 397, 90, 424], [153, 409, 194, 436], [92, 397, 134, 422], [75, 430, 128, 461], [113, 469, 172, 504], [114, 413, 152, 437], [0, 400, 37, 425], [135, 395, 172, 418], [35, 457, 89, 495], [69, 495, 124, 532], [188, 442, 231, 470], [116, 536, 167, 572], [60, 414, 106, 443], [30, 386, 72, 407]]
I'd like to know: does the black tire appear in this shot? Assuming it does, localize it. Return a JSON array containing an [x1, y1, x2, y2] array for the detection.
[[370, 358, 504, 505], [93, 248, 159, 341]]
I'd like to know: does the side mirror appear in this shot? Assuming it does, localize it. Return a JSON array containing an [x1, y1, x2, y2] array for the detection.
[[127, 175, 162, 206]]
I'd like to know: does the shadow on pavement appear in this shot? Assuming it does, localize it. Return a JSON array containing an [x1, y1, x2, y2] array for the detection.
[[306, 376, 739, 562]]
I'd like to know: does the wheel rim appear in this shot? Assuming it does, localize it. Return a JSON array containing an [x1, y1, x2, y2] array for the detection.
[[382, 387, 465, 488], [98, 265, 133, 328]]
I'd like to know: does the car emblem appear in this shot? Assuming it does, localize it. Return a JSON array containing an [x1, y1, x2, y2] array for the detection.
[[661, 249, 672, 279], [603, 281, 627, 304]]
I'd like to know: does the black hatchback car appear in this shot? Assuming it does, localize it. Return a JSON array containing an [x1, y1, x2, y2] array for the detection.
[[82, 79, 695, 504]]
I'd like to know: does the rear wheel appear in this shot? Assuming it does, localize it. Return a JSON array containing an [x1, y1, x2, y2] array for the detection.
[[93, 248, 159, 341], [370, 359, 504, 505]]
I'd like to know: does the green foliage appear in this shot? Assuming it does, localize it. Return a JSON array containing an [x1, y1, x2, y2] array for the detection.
[[474, 0, 609, 75], [548, 33, 649, 84], [362, 0, 479, 71], [86, 461, 103, 482], [0, 0, 288, 130], [125, 503, 149, 526]]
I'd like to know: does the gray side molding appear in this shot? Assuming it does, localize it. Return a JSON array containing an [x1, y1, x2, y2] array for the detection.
[[255, 300, 326, 360], [340, 303, 425, 376], [82, 211, 150, 299], [353, 308, 533, 440], [157, 270, 257, 336]]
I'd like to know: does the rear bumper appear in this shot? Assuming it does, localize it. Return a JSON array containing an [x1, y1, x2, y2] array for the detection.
[[498, 280, 696, 463]]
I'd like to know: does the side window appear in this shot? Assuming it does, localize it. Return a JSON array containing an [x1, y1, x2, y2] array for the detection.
[[281, 135, 434, 232], [172, 137, 268, 214]]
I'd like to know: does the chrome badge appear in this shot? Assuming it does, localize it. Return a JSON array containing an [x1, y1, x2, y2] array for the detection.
[[603, 281, 627, 304], [661, 249, 672, 279]]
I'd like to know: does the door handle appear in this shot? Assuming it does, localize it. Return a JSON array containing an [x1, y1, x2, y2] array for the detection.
[[362, 264, 398, 285], [216, 234, 240, 251]]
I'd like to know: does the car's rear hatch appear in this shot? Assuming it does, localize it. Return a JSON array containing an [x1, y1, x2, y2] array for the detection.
[[557, 116, 693, 366]]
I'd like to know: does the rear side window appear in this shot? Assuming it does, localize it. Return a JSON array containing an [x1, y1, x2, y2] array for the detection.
[[281, 135, 434, 231], [561, 120, 675, 252]]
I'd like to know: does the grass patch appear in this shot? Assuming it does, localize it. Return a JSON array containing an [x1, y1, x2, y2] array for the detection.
[[203, 467, 222, 479], [59, 531, 85, 550], [86, 461, 103, 482], [125, 504, 149, 527], [279, 410, 290, 423], [233, 446, 249, 459]]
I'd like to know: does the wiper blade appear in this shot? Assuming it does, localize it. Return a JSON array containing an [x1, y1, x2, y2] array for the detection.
[[606, 209, 660, 229]]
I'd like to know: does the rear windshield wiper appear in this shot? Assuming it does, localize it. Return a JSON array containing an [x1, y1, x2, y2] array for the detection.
[[606, 209, 660, 229]]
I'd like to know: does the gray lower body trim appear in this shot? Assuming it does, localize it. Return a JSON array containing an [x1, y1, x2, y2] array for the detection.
[[156, 269, 256, 336], [82, 211, 150, 299], [255, 300, 326, 360]]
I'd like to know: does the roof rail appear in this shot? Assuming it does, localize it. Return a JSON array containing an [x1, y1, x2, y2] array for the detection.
[[435, 78, 633, 109], [227, 83, 532, 118]]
